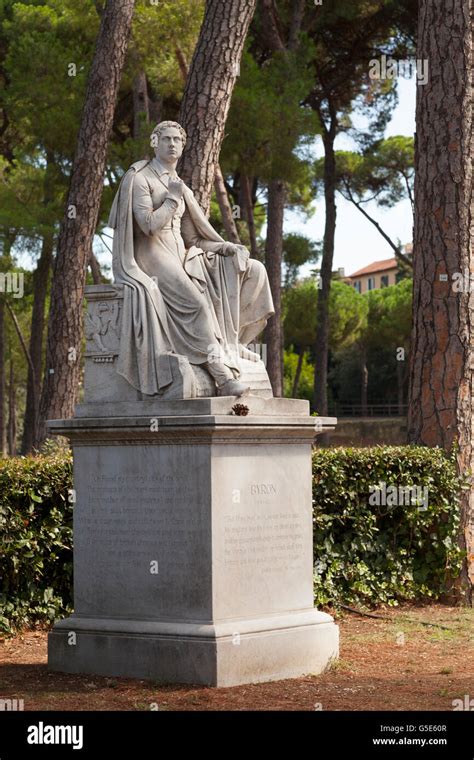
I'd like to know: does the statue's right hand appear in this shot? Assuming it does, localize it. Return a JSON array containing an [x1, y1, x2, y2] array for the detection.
[[168, 178, 184, 201]]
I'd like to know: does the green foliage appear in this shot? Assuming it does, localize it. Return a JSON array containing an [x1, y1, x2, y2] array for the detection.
[[131, 0, 204, 101], [283, 349, 313, 401], [283, 278, 368, 353], [222, 44, 319, 184], [220, 40, 320, 230], [330, 279, 412, 406], [314, 136, 414, 209], [3, 0, 98, 158], [364, 277, 412, 350], [312, 446, 465, 607], [330, 279, 369, 350], [0, 453, 73, 632], [282, 233, 321, 288]]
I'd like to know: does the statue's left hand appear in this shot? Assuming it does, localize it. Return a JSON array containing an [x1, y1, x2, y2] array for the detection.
[[220, 242, 249, 258]]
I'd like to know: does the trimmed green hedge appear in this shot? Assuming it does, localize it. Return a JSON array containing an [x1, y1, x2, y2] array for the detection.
[[313, 446, 465, 607], [0, 454, 73, 632], [0, 446, 466, 631]]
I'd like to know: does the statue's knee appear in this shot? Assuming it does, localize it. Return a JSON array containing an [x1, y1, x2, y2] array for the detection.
[[248, 259, 265, 275]]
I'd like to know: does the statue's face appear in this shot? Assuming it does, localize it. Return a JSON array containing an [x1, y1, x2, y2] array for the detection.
[[155, 127, 184, 163]]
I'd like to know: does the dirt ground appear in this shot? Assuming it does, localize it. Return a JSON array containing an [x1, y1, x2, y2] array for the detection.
[[0, 605, 472, 711]]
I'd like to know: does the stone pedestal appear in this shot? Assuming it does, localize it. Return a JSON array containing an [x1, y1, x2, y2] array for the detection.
[[47, 397, 339, 686]]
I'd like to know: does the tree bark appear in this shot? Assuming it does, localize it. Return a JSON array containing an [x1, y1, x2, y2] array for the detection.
[[264, 179, 285, 396], [178, 0, 257, 214], [89, 251, 103, 285], [175, 45, 189, 83], [313, 121, 337, 415], [397, 357, 405, 416], [240, 173, 258, 257], [214, 165, 241, 243], [0, 299, 5, 456], [7, 357, 15, 456], [292, 348, 304, 398], [37, 0, 135, 443], [407, 0, 473, 601], [22, 151, 55, 453], [175, 41, 240, 243], [132, 69, 150, 140], [21, 232, 53, 453], [361, 347, 368, 416], [259, 0, 306, 398]]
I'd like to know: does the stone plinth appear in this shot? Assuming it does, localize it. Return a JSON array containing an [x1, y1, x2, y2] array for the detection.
[[47, 398, 339, 686]]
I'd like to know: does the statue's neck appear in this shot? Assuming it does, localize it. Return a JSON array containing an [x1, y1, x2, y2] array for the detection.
[[152, 156, 178, 176]]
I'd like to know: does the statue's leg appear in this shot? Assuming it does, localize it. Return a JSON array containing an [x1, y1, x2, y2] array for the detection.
[[145, 250, 223, 366]]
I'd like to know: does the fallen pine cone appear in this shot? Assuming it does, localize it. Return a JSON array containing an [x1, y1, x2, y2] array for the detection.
[[231, 403, 250, 416]]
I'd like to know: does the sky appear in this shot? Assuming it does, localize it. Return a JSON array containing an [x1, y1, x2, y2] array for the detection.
[[285, 76, 416, 278]]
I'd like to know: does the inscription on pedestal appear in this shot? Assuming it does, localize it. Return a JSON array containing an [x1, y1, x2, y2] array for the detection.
[[213, 446, 314, 618], [223, 508, 305, 574], [74, 447, 211, 619]]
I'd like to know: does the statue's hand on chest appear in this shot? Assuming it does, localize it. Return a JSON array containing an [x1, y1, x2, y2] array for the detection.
[[149, 183, 170, 210]]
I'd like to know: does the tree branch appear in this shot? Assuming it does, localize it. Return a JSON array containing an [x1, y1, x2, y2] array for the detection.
[[341, 181, 412, 268], [260, 0, 286, 52], [288, 0, 306, 51]]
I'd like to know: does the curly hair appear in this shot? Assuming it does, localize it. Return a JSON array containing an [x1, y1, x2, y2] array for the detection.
[[150, 121, 187, 147]]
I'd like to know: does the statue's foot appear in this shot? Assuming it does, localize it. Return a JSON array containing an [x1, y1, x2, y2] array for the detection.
[[238, 344, 260, 362], [216, 378, 251, 397]]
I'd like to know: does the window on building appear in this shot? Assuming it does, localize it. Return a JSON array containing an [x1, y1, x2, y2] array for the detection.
[[353, 281, 361, 293], [367, 277, 375, 291], [395, 271, 405, 284], [381, 275, 389, 288]]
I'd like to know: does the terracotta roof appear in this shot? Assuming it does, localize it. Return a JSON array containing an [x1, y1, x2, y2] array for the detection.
[[348, 258, 398, 278]]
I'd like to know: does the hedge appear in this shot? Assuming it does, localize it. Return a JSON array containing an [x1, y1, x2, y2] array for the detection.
[[0, 446, 466, 632], [0, 453, 73, 633], [313, 446, 465, 607]]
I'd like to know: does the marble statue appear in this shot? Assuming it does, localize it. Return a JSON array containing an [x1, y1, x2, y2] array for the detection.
[[108, 120, 275, 398]]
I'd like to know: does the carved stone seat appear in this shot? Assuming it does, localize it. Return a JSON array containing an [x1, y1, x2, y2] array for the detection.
[[82, 284, 273, 406]]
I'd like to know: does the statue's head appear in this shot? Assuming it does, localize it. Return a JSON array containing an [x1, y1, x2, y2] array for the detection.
[[150, 121, 186, 163]]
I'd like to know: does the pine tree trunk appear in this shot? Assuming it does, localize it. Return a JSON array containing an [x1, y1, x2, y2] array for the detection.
[[174, 40, 238, 241], [361, 348, 368, 416], [132, 69, 150, 139], [397, 358, 405, 416], [407, 0, 473, 600], [292, 349, 304, 398], [7, 358, 16, 457], [240, 174, 259, 257], [178, 0, 257, 214], [0, 299, 5, 456], [37, 0, 135, 442], [264, 179, 285, 396], [89, 251, 103, 285], [314, 126, 337, 415], [214, 165, 241, 243], [259, 1, 306, 399], [23, 153, 55, 452], [22, 233, 53, 453]]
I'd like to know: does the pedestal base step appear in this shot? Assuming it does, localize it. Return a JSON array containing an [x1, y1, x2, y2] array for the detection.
[[48, 611, 339, 687]]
